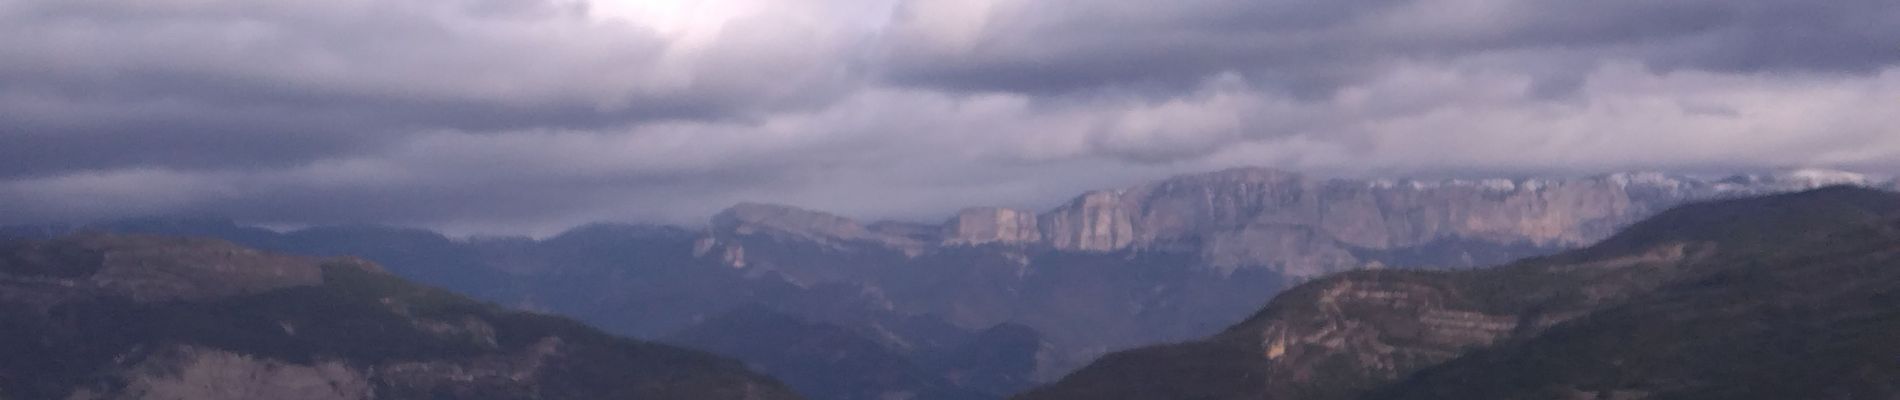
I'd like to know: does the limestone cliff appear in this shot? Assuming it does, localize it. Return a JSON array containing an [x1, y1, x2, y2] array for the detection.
[[1038, 191, 1136, 251], [1029, 167, 1869, 276], [943, 207, 1041, 246]]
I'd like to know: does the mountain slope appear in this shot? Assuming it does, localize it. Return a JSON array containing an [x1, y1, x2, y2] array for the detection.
[[1018, 187, 1900, 400], [1367, 188, 1900, 399], [666, 305, 991, 400], [0, 234, 801, 400], [918, 322, 1050, 397]]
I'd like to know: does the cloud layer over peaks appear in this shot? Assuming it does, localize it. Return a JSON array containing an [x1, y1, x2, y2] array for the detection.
[[3, 0, 1897, 234]]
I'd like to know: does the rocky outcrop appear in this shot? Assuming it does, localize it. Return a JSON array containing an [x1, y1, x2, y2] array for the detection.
[[69, 345, 373, 400], [943, 208, 1041, 246]]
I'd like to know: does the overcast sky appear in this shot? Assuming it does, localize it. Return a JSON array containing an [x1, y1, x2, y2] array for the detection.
[[3, 0, 1898, 235]]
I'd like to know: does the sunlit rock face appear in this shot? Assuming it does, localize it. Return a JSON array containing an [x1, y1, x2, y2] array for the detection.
[[1038, 191, 1137, 252], [943, 207, 1041, 246]]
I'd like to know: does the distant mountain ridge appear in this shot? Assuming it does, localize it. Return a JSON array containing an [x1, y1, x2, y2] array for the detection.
[[702, 167, 1897, 278]]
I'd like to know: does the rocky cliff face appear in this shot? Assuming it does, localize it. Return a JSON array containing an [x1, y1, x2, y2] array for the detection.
[[1032, 169, 1647, 275], [945, 208, 1042, 246], [1025, 167, 1888, 276], [1038, 191, 1137, 251]]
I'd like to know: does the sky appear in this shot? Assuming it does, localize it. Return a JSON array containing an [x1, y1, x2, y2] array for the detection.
[[3, 0, 1898, 235]]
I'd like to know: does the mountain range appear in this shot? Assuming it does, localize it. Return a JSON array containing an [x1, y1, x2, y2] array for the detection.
[[1020, 186, 1900, 399], [5, 167, 1893, 399], [703, 168, 1895, 278], [0, 234, 800, 400]]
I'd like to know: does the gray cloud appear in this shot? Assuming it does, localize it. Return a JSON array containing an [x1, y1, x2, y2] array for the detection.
[[0, 0, 859, 176], [2, 0, 1898, 234], [879, 0, 1900, 97]]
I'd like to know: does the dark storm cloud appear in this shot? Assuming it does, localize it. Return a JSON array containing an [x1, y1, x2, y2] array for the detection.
[[880, 0, 1900, 96]]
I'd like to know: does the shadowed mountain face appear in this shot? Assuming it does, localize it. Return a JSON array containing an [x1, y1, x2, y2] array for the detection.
[[665, 305, 1006, 400], [1018, 187, 1900, 400], [0, 234, 801, 400], [4, 168, 1889, 399]]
